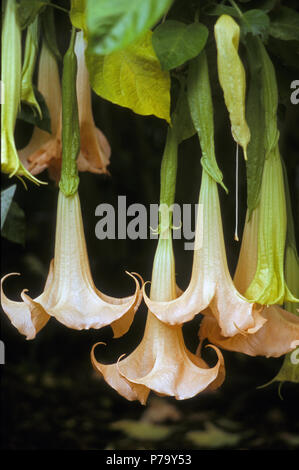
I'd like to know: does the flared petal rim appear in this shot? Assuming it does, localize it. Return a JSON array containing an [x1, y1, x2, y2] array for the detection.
[[91, 315, 225, 405], [199, 305, 299, 358]]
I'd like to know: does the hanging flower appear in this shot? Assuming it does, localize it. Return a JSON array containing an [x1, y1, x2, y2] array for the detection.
[[91, 229, 225, 405], [243, 146, 298, 305], [1, 0, 43, 185], [199, 202, 299, 359], [1, 30, 141, 341], [1, 190, 142, 340], [20, 30, 111, 182], [19, 40, 62, 181], [199, 306, 299, 358], [143, 170, 266, 338]]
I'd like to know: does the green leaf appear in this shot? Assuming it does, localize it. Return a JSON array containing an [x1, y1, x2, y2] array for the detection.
[[86, 0, 173, 55], [241, 9, 270, 38], [16, 0, 46, 29], [110, 420, 173, 441], [269, 6, 299, 41], [1, 185, 17, 229], [17, 86, 51, 133], [70, 0, 86, 32], [86, 31, 171, 122], [152, 20, 208, 71], [1, 201, 26, 246]]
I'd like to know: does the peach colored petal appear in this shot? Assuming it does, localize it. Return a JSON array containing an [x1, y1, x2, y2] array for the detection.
[[1, 273, 51, 340], [1, 191, 142, 337], [143, 171, 265, 337], [91, 312, 225, 405], [199, 305, 299, 358]]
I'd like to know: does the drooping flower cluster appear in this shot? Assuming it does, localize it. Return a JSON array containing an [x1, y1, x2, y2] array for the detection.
[[1, 2, 298, 407]]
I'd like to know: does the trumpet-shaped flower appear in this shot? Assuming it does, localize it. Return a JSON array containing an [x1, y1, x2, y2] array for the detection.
[[1, 0, 43, 185], [19, 41, 62, 181], [199, 202, 299, 358], [199, 306, 299, 358], [20, 31, 111, 182], [143, 170, 266, 337], [1, 190, 142, 340], [244, 146, 298, 305], [91, 230, 225, 405]]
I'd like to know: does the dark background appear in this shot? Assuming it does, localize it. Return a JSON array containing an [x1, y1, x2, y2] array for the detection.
[[1, 0, 299, 450]]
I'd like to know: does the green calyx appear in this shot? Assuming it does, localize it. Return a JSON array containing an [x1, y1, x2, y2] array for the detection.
[[245, 146, 298, 305], [59, 27, 80, 197]]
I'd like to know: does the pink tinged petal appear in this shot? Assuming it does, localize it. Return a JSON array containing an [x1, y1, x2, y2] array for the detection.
[[199, 305, 299, 358], [1, 273, 50, 340], [143, 171, 265, 337], [45, 191, 141, 332], [18, 42, 62, 175], [91, 312, 225, 405], [75, 31, 111, 175], [1, 191, 142, 338]]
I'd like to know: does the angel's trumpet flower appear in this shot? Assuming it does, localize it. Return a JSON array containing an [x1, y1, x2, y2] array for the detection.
[[143, 51, 264, 338], [244, 146, 298, 305], [199, 307, 299, 359], [19, 40, 62, 181], [143, 170, 266, 337], [1, 0, 43, 185], [91, 228, 225, 405], [20, 30, 110, 182], [1, 189, 141, 340], [1, 29, 141, 340], [198, 201, 299, 358]]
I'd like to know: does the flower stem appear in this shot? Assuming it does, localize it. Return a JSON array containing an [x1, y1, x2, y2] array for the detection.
[[159, 128, 178, 232], [59, 27, 80, 197]]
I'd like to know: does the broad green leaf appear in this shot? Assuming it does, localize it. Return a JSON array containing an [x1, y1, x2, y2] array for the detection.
[[152, 20, 208, 71], [17, 86, 51, 133], [1, 201, 25, 246], [269, 6, 299, 41], [70, 0, 86, 32], [16, 0, 46, 29], [187, 51, 227, 192], [86, 0, 173, 55], [245, 36, 265, 216], [1, 185, 17, 229], [86, 31, 171, 122], [241, 9, 270, 38], [110, 419, 173, 441]]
